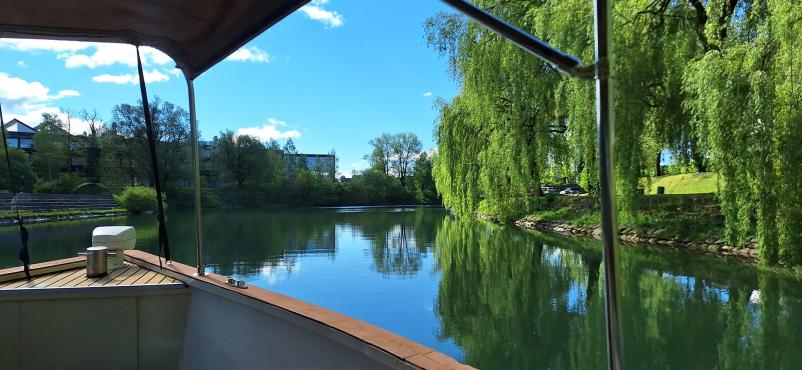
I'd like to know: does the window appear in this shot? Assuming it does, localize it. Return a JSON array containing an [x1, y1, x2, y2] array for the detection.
[[5, 138, 18, 148], [19, 138, 33, 149]]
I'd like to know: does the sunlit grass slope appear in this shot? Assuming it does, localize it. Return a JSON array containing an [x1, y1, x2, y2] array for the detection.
[[647, 172, 718, 194]]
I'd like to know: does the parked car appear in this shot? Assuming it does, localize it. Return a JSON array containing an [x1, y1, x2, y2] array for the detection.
[[541, 185, 559, 195], [559, 187, 586, 196]]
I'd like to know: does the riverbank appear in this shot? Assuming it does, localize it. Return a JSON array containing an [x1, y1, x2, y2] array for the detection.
[[514, 216, 759, 262], [0, 209, 127, 227]]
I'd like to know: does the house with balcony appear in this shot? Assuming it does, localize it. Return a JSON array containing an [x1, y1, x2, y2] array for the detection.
[[3, 118, 88, 173], [3, 119, 37, 152]]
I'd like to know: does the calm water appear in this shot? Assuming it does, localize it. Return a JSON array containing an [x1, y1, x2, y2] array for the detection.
[[2, 207, 801, 369]]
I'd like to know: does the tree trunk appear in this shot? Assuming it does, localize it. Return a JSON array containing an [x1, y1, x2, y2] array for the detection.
[[690, 143, 707, 173], [655, 149, 663, 177]]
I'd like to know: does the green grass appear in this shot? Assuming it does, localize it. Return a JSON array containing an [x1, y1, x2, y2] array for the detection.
[[0, 208, 127, 220], [646, 172, 718, 194]]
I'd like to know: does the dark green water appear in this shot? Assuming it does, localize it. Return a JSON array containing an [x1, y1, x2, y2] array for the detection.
[[1, 207, 801, 369]]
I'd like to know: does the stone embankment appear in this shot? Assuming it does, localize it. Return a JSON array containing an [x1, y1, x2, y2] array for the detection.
[[515, 217, 759, 262]]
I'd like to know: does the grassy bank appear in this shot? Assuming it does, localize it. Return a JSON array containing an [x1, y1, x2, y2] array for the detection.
[[0, 208, 127, 221], [645, 172, 717, 195]]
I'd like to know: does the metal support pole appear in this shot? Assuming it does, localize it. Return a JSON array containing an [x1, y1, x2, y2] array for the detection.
[[594, 0, 622, 369], [440, 0, 591, 78], [185, 76, 205, 276]]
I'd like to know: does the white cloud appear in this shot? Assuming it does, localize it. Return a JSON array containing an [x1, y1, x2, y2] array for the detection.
[[0, 39, 90, 53], [0, 73, 86, 134], [0, 39, 174, 69], [16, 61, 27, 68], [300, 0, 344, 28], [168, 68, 182, 77], [0, 73, 79, 108], [226, 46, 272, 63], [63, 44, 171, 69], [54, 89, 81, 99], [267, 117, 287, 126], [235, 117, 301, 141], [91, 69, 170, 85], [422, 91, 433, 97]]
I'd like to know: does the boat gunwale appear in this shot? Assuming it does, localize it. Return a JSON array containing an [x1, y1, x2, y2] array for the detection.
[[0, 251, 471, 370], [125, 250, 472, 370], [0, 256, 85, 284]]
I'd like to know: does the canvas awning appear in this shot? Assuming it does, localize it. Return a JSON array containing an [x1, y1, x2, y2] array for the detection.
[[0, 0, 310, 79]]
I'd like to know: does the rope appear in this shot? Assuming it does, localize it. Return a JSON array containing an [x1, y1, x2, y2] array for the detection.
[[0, 101, 31, 280], [135, 46, 171, 267]]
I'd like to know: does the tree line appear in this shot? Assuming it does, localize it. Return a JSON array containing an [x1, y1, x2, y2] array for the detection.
[[425, 0, 802, 266], [0, 97, 440, 207]]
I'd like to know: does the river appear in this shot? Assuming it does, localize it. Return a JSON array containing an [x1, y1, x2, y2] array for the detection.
[[1, 207, 800, 369]]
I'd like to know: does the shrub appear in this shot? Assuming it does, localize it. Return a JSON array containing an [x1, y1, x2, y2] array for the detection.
[[114, 186, 162, 213], [34, 173, 82, 193]]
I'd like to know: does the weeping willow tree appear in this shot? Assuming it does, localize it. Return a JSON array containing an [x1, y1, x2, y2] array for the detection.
[[684, 0, 802, 266], [427, 0, 802, 266]]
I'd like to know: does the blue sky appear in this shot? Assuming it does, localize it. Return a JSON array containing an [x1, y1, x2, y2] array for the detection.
[[0, 0, 459, 176]]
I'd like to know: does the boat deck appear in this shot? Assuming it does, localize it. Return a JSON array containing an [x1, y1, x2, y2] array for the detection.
[[0, 264, 182, 290]]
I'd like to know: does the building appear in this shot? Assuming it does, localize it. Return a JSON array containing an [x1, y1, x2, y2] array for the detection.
[[3, 119, 36, 151], [287, 153, 336, 181], [3, 118, 88, 172]]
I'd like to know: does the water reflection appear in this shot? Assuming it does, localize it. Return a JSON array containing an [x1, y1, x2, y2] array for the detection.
[[2, 208, 802, 369], [434, 217, 802, 369]]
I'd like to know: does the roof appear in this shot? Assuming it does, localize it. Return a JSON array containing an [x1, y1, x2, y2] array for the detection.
[[3, 119, 37, 134], [0, 0, 310, 79]]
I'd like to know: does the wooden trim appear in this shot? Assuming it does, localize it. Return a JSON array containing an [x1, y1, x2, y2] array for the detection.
[[125, 250, 472, 370], [0, 256, 85, 284]]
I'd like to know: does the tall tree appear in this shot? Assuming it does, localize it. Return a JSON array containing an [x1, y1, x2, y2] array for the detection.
[[111, 96, 190, 187], [32, 113, 69, 182], [413, 151, 439, 204], [79, 109, 104, 181], [0, 141, 35, 192], [213, 131, 267, 188], [389, 132, 422, 187], [366, 133, 393, 175]]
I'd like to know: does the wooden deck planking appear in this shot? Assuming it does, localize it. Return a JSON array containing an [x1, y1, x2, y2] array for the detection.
[[83, 265, 131, 287], [145, 272, 166, 284], [133, 270, 157, 285], [95, 266, 140, 286], [44, 269, 87, 288], [117, 267, 149, 285], [0, 263, 182, 290]]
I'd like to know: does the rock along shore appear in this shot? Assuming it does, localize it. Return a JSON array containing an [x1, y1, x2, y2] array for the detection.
[[514, 217, 759, 262]]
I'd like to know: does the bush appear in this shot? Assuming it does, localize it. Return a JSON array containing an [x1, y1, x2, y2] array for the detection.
[[114, 186, 162, 213], [34, 173, 82, 193], [165, 187, 220, 209]]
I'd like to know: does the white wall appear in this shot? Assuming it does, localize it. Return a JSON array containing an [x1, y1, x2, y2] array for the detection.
[[0, 290, 189, 370]]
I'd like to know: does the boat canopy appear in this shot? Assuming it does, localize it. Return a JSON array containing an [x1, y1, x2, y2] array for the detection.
[[0, 0, 310, 79]]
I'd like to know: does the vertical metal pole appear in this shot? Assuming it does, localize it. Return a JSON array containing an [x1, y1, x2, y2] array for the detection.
[[594, 0, 622, 369], [185, 76, 205, 276]]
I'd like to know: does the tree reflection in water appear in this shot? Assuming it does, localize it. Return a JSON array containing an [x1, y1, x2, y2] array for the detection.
[[2, 207, 802, 370], [434, 217, 802, 370]]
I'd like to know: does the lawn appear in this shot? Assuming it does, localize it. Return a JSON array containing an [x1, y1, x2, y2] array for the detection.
[[646, 172, 717, 194]]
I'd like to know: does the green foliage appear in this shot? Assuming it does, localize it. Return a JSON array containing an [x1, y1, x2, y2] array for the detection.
[[32, 113, 69, 182], [0, 208, 126, 220], [366, 132, 422, 187], [413, 152, 439, 204], [427, 0, 802, 266], [34, 173, 83, 194], [114, 186, 160, 214], [0, 146, 35, 192]]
